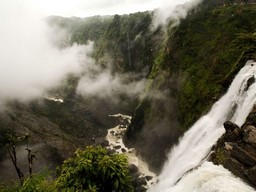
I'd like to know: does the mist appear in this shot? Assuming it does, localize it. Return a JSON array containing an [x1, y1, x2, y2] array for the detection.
[[0, 0, 203, 111], [153, 0, 203, 29], [77, 67, 147, 101], [0, 1, 94, 110]]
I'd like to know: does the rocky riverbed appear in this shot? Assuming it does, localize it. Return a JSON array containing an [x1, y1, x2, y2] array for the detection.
[[106, 114, 156, 191]]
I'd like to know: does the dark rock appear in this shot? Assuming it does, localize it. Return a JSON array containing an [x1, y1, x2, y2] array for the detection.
[[231, 145, 256, 167], [145, 175, 153, 181], [245, 112, 256, 127], [245, 75, 255, 91], [247, 166, 256, 186], [243, 144, 256, 157], [107, 148, 116, 154], [243, 126, 256, 147], [224, 121, 240, 132], [224, 128, 241, 142], [129, 164, 139, 174], [121, 148, 127, 153], [137, 177, 147, 186], [137, 186, 147, 192], [110, 130, 115, 135], [113, 145, 121, 149], [223, 157, 246, 181], [212, 107, 256, 189]]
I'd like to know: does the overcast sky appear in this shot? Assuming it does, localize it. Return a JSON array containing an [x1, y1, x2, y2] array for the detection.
[[1, 0, 195, 18]]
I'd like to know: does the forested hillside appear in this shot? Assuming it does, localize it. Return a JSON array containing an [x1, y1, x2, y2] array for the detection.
[[125, 2, 256, 172], [0, 0, 255, 189]]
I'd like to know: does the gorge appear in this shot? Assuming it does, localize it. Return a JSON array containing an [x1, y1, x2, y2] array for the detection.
[[0, 0, 256, 191]]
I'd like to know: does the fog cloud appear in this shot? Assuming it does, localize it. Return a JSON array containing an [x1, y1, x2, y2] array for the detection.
[[152, 0, 203, 29], [0, 1, 93, 110], [0, 0, 203, 110], [77, 67, 147, 100]]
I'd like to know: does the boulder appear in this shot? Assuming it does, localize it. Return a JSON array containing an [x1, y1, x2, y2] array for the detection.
[[224, 129, 241, 142], [113, 145, 121, 149], [224, 121, 239, 132], [129, 164, 139, 174], [137, 177, 147, 186], [145, 175, 153, 181], [245, 75, 255, 91], [243, 125, 256, 147]]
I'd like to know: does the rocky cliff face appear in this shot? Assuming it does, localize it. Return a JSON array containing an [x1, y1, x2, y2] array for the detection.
[[210, 106, 256, 188]]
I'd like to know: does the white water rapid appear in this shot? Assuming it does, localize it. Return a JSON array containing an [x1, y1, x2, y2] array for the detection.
[[150, 60, 256, 191], [106, 114, 156, 189]]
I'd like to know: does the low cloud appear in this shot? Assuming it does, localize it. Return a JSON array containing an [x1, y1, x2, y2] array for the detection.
[[0, 0, 202, 111], [77, 67, 147, 101], [152, 0, 203, 29], [0, 1, 94, 110]]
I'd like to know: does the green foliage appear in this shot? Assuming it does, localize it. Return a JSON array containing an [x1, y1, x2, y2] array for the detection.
[[0, 172, 55, 192], [94, 11, 157, 72], [19, 172, 56, 192], [168, 4, 256, 129], [1, 146, 133, 192], [56, 146, 134, 192], [214, 148, 226, 165]]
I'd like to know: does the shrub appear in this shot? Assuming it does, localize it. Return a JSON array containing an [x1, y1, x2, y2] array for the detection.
[[56, 146, 134, 192]]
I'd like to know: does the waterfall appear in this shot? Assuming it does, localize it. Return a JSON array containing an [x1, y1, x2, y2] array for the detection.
[[150, 60, 256, 191]]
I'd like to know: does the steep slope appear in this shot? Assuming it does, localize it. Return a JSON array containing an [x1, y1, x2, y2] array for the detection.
[[125, 3, 256, 173]]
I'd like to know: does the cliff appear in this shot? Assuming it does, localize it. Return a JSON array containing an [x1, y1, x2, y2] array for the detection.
[[210, 106, 256, 188], [125, 3, 256, 172]]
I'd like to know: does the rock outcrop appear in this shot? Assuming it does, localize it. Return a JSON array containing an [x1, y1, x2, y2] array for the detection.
[[210, 106, 256, 188]]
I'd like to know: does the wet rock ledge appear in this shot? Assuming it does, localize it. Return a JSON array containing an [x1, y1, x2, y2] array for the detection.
[[210, 106, 256, 189]]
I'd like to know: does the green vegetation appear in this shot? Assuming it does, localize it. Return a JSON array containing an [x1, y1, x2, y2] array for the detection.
[[125, 3, 256, 171], [56, 146, 133, 192], [214, 148, 226, 164], [1, 146, 133, 192], [0, 171, 55, 192], [49, 11, 161, 73], [174, 4, 256, 129], [144, 3, 256, 130]]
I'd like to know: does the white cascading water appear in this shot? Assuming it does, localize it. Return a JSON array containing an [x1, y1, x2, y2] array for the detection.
[[150, 60, 256, 191]]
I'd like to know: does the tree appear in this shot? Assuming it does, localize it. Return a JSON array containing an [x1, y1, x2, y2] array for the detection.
[[56, 146, 134, 192], [5, 133, 35, 186]]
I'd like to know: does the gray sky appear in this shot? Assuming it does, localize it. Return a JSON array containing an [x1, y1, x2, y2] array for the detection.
[[3, 0, 195, 18]]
